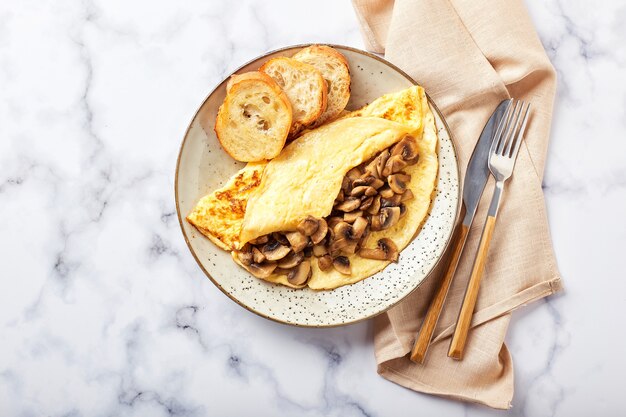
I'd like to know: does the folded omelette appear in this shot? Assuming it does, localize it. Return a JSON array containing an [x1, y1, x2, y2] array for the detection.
[[187, 86, 438, 290]]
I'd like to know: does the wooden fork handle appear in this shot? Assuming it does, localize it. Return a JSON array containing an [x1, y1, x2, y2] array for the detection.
[[410, 222, 470, 364], [448, 215, 497, 360]]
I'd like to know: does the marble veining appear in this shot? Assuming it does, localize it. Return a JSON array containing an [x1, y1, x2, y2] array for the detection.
[[0, 0, 624, 416]]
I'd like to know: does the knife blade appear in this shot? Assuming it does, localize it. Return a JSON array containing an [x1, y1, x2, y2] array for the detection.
[[462, 99, 512, 226], [410, 98, 512, 364]]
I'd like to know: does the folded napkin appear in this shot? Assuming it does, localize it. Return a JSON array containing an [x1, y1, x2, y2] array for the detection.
[[352, 0, 563, 409]]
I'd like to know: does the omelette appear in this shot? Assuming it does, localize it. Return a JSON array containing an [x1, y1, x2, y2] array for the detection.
[[186, 85, 438, 290]]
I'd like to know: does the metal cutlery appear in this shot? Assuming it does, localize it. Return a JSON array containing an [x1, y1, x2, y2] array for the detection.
[[448, 99, 531, 360], [409, 99, 513, 364]]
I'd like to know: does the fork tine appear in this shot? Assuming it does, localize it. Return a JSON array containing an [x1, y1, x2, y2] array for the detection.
[[490, 101, 514, 156], [504, 100, 525, 157], [498, 100, 521, 155], [510, 102, 531, 160]]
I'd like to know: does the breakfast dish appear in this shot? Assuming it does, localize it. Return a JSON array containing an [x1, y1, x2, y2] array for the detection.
[[176, 44, 459, 325], [187, 45, 438, 290]]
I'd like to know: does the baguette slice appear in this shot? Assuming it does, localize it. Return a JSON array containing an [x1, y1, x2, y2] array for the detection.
[[293, 45, 350, 127], [259, 57, 327, 135], [215, 71, 292, 162]]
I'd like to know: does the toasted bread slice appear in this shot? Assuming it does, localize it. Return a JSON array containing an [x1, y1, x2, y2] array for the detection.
[[259, 57, 327, 134], [293, 45, 350, 127], [215, 71, 292, 162]]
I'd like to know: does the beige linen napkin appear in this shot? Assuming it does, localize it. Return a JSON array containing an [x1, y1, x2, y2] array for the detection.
[[352, 0, 563, 409]]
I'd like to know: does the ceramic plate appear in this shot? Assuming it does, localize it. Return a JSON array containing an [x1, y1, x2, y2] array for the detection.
[[175, 45, 460, 327]]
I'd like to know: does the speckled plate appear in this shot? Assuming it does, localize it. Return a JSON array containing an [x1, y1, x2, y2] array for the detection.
[[175, 44, 460, 327]]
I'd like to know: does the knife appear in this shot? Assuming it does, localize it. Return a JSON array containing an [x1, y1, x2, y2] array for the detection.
[[409, 99, 513, 364]]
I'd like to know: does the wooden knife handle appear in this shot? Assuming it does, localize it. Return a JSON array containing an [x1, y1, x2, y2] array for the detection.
[[410, 223, 470, 364], [448, 215, 497, 360]]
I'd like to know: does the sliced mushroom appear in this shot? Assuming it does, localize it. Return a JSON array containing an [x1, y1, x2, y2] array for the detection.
[[400, 189, 415, 202], [335, 189, 345, 203], [318, 255, 333, 271], [334, 222, 357, 241], [312, 244, 328, 257], [371, 207, 401, 231], [375, 149, 390, 178], [285, 231, 308, 253], [252, 247, 265, 264], [352, 216, 368, 238], [248, 235, 268, 245], [236, 246, 253, 266], [343, 210, 363, 223], [335, 239, 358, 255], [399, 203, 407, 218], [346, 167, 362, 181], [353, 175, 384, 189], [297, 216, 319, 236], [332, 256, 352, 275], [367, 195, 381, 215], [247, 261, 277, 278], [261, 240, 291, 261], [363, 158, 379, 177], [358, 238, 399, 262], [310, 218, 328, 245], [335, 197, 361, 212], [278, 251, 304, 269], [272, 232, 289, 246], [326, 216, 344, 232], [388, 173, 411, 194], [359, 196, 374, 211], [332, 222, 359, 254], [381, 194, 402, 207], [391, 136, 419, 164], [350, 185, 377, 197], [341, 176, 351, 193], [382, 155, 408, 176], [287, 260, 312, 285], [379, 186, 395, 199]]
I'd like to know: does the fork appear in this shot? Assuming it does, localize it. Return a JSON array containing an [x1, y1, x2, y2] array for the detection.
[[448, 99, 531, 360]]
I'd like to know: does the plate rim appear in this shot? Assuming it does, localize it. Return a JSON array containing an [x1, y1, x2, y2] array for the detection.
[[175, 43, 462, 327]]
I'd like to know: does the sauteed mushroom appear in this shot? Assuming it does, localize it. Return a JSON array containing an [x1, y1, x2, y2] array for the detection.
[[374, 149, 390, 177], [318, 255, 333, 271], [343, 210, 363, 223], [388, 173, 411, 194], [248, 235, 268, 245], [247, 262, 277, 278], [336, 197, 361, 212], [366, 195, 381, 215], [352, 216, 368, 238], [371, 207, 401, 231], [286, 231, 308, 252], [332, 256, 352, 275], [382, 155, 408, 176], [310, 218, 328, 244], [278, 251, 304, 269], [400, 189, 415, 202], [359, 196, 374, 211], [252, 247, 265, 264], [358, 238, 399, 262], [297, 215, 320, 236], [288, 260, 311, 285], [262, 240, 291, 261], [379, 186, 394, 199], [391, 136, 419, 164]]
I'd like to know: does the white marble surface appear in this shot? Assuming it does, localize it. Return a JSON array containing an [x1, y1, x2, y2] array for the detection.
[[1, 0, 624, 416]]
